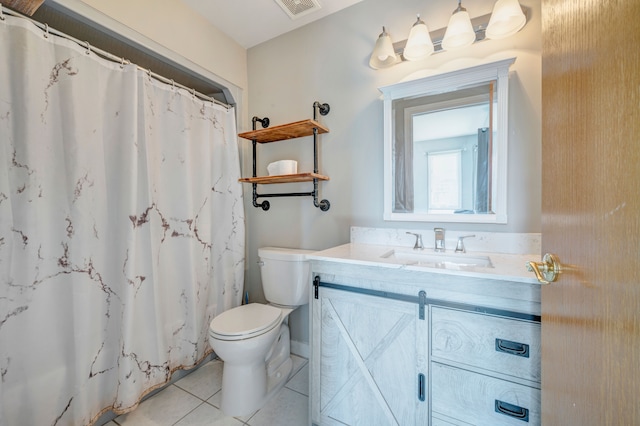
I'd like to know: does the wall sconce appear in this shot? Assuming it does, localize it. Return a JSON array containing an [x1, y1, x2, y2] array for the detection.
[[403, 15, 434, 61], [486, 0, 527, 39], [369, 26, 399, 69], [442, 1, 476, 50], [369, 0, 527, 69]]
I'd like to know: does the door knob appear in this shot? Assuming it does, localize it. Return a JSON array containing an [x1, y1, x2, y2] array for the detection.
[[526, 253, 562, 284]]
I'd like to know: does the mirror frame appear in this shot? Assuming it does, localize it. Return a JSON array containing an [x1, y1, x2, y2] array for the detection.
[[380, 57, 516, 223]]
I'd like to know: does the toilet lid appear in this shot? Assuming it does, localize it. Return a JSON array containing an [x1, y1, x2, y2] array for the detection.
[[209, 303, 282, 340]]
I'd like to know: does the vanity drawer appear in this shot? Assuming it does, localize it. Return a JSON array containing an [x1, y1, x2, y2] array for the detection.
[[431, 416, 469, 426], [431, 306, 541, 382], [431, 362, 541, 425]]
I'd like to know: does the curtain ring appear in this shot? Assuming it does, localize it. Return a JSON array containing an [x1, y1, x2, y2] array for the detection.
[[0, 6, 5, 21], [120, 57, 125, 69], [170, 79, 175, 90], [43, 23, 49, 38], [191, 88, 196, 98], [84, 41, 91, 55]]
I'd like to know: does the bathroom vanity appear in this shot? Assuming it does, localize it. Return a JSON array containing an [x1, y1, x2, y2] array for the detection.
[[308, 230, 541, 426]]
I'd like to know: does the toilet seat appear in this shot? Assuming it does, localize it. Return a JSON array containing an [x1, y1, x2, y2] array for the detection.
[[210, 303, 282, 341]]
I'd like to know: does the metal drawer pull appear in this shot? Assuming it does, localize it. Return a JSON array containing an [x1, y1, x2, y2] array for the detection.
[[495, 338, 530, 358], [495, 400, 529, 422], [418, 373, 426, 402]]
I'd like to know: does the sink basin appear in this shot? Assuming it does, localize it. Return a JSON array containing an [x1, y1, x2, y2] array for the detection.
[[380, 249, 493, 270]]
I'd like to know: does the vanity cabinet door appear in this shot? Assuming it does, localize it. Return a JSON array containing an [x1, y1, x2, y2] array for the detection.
[[311, 286, 429, 426]]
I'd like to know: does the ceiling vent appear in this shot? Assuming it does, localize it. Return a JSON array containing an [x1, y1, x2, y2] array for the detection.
[[274, 0, 322, 20]]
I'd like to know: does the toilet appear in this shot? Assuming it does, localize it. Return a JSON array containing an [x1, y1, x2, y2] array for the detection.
[[208, 247, 314, 416]]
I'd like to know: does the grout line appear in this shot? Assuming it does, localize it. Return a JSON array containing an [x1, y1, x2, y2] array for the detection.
[[284, 385, 310, 398], [241, 406, 260, 425], [203, 390, 254, 425], [170, 401, 207, 426], [171, 382, 215, 403]]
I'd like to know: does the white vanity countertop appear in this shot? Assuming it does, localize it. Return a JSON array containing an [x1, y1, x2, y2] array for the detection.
[[308, 243, 540, 285]]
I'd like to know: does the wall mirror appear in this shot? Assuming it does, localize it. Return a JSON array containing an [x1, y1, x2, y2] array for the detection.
[[380, 58, 515, 223]]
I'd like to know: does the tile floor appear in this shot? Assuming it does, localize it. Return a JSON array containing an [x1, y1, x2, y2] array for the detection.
[[104, 355, 309, 426]]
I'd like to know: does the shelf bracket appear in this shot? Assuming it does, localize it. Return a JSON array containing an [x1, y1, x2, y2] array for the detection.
[[313, 101, 330, 119], [251, 116, 271, 210]]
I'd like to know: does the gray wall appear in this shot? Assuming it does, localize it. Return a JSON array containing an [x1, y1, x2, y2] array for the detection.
[[242, 0, 541, 344]]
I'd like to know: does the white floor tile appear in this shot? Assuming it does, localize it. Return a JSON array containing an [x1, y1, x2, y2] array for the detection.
[[207, 391, 256, 423], [173, 402, 244, 426], [246, 387, 308, 426], [111, 355, 310, 426], [174, 359, 224, 400], [290, 354, 307, 376], [207, 389, 222, 409], [285, 364, 309, 396], [114, 385, 202, 426]]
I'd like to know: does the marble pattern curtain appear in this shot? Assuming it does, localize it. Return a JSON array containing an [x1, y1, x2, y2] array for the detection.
[[0, 14, 245, 425]]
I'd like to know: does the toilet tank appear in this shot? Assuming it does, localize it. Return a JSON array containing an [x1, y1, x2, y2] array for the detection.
[[258, 247, 316, 306]]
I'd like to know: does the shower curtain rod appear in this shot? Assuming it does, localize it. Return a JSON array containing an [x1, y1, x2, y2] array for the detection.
[[0, 5, 232, 110]]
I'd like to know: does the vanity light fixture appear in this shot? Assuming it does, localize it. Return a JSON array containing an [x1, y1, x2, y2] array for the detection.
[[442, 0, 476, 50], [368, 0, 527, 69], [403, 15, 434, 62], [485, 0, 527, 39], [369, 26, 398, 69]]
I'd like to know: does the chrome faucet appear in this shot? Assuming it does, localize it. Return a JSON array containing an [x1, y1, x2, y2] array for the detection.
[[406, 232, 424, 250], [434, 228, 445, 252], [455, 235, 476, 253]]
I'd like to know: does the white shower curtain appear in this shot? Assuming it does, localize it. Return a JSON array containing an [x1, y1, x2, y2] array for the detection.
[[0, 13, 245, 425]]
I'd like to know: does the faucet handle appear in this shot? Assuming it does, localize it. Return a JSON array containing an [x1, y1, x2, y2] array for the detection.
[[406, 232, 424, 250], [455, 235, 476, 253]]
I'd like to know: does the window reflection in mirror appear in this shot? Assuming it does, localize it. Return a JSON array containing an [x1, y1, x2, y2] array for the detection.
[[393, 82, 497, 215], [380, 58, 515, 223]]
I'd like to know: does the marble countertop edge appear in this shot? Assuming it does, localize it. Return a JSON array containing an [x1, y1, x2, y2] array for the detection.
[[307, 243, 541, 285]]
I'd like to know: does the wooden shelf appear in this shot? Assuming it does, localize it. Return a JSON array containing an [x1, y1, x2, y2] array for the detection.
[[238, 119, 329, 143], [238, 103, 331, 211], [239, 173, 329, 184]]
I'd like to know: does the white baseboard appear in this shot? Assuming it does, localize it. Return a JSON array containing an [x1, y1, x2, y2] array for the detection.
[[290, 340, 309, 359]]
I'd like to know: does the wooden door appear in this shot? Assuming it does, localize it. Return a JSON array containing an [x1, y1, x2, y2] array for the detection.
[[312, 287, 428, 425], [541, 1, 640, 424]]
